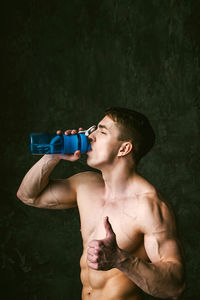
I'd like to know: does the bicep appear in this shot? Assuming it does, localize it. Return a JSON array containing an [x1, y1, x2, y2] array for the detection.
[[33, 176, 77, 209], [142, 198, 184, 264], [144, 232, 184, 264]]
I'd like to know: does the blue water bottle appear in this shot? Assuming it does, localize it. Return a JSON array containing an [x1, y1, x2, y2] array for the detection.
[[30, 125, 96, 155]]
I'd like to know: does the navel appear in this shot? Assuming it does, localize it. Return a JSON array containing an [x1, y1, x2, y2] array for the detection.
[[87, 286, 92, 296]]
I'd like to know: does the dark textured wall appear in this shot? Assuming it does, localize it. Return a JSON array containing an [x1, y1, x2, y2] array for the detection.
[[1, 0, 200, 299]]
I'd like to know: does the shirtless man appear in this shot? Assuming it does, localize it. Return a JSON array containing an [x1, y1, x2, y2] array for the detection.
[[17, 107, 185, 300]]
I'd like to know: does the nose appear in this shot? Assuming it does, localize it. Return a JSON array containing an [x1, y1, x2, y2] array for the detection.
[[88, 129, 96, 143]]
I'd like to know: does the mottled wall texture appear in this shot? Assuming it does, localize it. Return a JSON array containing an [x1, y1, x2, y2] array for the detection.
[[1, 0, 200, 299]]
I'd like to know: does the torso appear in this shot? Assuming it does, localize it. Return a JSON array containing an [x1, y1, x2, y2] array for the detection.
[[76, 171, 156, 300]]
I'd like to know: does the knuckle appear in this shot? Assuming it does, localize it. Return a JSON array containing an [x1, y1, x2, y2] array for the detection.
[[99, 241, 105, 248], [88, 255, 93, 262], [94, 256, 98, 263], [96, 241, 101, 247], [65, 130, 71, 135], [96, 256, 101, 263], [88, 247, 96, 255], [97, 249, 103, 256]]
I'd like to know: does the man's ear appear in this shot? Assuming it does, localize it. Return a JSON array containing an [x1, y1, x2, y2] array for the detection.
[[118, 141, 133, 157]]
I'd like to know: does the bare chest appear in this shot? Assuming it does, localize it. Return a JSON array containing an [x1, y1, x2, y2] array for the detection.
[[77, 186, 145, 255]]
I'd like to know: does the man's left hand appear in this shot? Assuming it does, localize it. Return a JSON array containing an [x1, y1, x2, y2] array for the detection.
[[87, 216, 123, 271]]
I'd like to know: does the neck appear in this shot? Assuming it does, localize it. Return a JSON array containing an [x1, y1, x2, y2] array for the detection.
[[100, 158, 137, 202]]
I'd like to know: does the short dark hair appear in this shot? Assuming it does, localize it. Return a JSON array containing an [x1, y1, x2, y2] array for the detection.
[[104, 107, 155, 164]]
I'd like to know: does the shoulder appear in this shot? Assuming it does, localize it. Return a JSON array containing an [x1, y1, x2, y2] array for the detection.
[[69, 171, 103, 188], [139, 189, 170, 213], [138, 190, 176, 234]]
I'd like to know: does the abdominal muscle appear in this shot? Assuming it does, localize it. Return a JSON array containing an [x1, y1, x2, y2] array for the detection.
[[80, 248, 142, 300]]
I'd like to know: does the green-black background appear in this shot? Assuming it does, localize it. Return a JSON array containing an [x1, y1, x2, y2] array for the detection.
[[1, 0, 200, 299]]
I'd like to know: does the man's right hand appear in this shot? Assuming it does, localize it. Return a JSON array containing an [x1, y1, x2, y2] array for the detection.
[[52, 127, 84, 162]]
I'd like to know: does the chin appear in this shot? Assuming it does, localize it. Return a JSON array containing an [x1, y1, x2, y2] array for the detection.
[[86, 156, 103, 170], [87, 158, 98, 169]]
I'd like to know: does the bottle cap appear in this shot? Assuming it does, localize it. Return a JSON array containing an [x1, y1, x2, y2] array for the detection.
[[78, 125, 96, 136]]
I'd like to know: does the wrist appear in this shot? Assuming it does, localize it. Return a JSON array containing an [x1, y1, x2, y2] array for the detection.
[[115, 248, 133, 270], [43, 154, 61, 163]]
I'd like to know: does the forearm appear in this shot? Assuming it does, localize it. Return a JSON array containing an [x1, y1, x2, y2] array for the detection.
[[17, 155, 60, 202], [116, 250, 185, 299]]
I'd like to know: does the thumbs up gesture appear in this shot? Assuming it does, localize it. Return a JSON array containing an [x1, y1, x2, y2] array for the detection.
[[87, 216, 124, 271]]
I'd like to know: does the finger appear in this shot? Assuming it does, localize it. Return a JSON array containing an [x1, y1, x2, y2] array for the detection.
[[62, 150, 81, 162], [78, 127, 84, 132], [71, 129, 78, 135], [104, 216, 115, 238], [87, 247, 97, 255], [74, 150, 81, 157], [67, 150, 80, 161], [87, 253, 98, 263], [87, 247, 102, 256], [88, 240, 104, 249], [88, 262, 99, 270], [56, 130, 62, 135], [64, 130, 71, 135]]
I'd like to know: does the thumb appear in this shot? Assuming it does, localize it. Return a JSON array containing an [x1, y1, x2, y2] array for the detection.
[[104, 216, 116, 239]]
